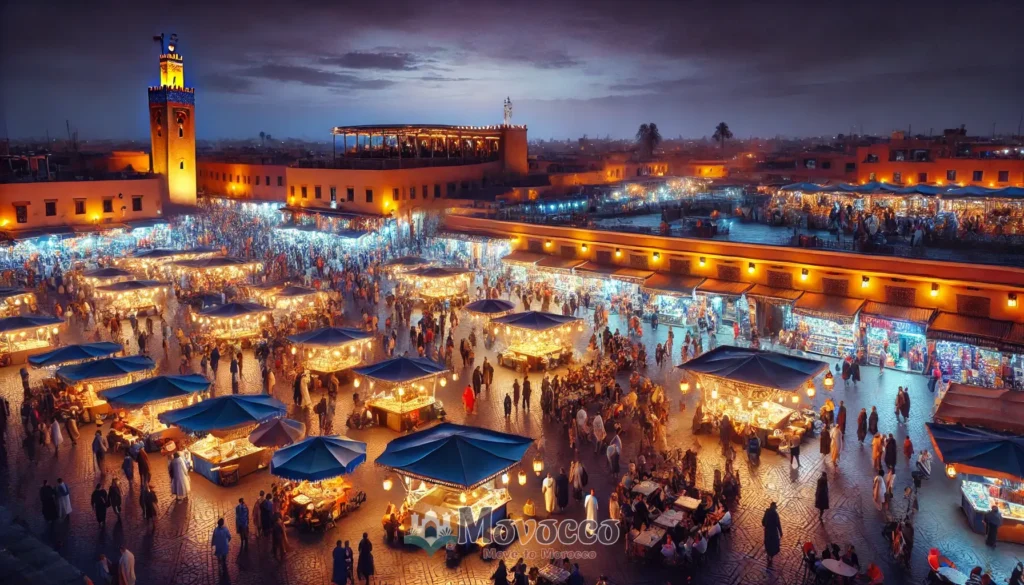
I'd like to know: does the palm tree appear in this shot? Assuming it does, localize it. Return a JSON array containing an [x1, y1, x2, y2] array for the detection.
[[635, 122, 662, 160], [259, 131, 266, 147], [713, 122, 733, 150]]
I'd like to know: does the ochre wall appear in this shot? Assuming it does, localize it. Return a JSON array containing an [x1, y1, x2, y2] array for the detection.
[[0, 178, 166, 229], [197, 163, 288, 202]]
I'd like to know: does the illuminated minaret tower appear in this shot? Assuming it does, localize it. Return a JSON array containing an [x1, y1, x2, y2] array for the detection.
[[148, 33, 196, 206]]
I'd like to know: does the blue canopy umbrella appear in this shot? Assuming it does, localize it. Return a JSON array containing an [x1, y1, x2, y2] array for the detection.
[[375, 423, 533, 490], [83, 267, 134, 279], [275, 285, 319, 298], [95, 280, 167, 292], [464, 299, 516, 316], [28, 342, 123, 368], [353, 356, 448, 385], [0, 314, 63, 333], [927, 422, 1024, 481], [270, 436, 367, 481], [287, 327, 372, 348], [98, 375, 210, 408], [199, 301, 271, 318], [158, 394, 287, 433], [56, 355, 155, 383], [678, 345, 828, 392], [490, 311, 581, 331], [249, 418, 307, 448]]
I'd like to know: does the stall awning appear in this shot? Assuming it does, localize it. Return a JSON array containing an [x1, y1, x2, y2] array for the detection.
[[934, 383, 1024, 435], [927, 422, 1024, 482], [678, 345, 828, 392], [575, 262, 654, 283], [696, 279, 753, 296], [793, 293, 865, 324], [746, 285, 804, 304], [642, 273, 704, 297], [861, 302, 935, 324], [927, 312, 1010, 348], [501, 251, 546, 266], [491, 311, 581, 331], [535, 256, 585, 272], [158, 394, 287, 433], [1001, 323, 1024, 353]]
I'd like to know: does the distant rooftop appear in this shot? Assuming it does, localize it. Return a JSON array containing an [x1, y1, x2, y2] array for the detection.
[[331, 124, 524, 136]]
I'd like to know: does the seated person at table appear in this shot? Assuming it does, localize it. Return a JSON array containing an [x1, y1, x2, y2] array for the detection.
[[632, 495, 650, 530], [690, 531, 708, 556], [841, 545, 860, 570], [718, 509, 732, 529], [691, 497, 708, 526], [660, 535, 678, 563], [706, 519, 722, 540], [857, 563, 884, 585], [927, 548, 956, 571]]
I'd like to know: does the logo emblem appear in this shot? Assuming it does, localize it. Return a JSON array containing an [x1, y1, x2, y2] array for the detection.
[[403, 511, 456, 555]]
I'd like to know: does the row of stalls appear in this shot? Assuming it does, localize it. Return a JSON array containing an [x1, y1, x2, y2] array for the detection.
[[679, 346, 829, 450], [500, 252, 1024, 385], [928, 383, 1024, 544]]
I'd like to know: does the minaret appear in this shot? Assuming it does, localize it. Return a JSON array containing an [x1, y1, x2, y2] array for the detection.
[[148, 33, 196, 206]]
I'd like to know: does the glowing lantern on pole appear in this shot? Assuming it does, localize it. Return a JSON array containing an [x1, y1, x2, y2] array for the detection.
[[533, 457, 544, 476], [945, 464, 957, 479], [680, 380, 689, 393], [518, 470, 527, 485], [824, 371, 834, 390], [382, 477, 393, 491]]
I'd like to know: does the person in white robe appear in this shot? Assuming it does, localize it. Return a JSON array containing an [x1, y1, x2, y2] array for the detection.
[[592, 414, 606, 451], [56, 478, 72, 518], [583, 489, 599, 536], [872, 470, 885, 511], [542, 473, 556, 514], [830, 424, 844, 465], [169, 452, 191, 500], [50, 419, 64, 454], [299, 372, 312, 409], [118, 547, 136, 585]]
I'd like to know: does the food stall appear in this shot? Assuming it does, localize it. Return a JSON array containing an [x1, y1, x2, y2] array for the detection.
[[746, 285, 803, 340], [286, 327, 373, 374], [169, 256, 262, 291], [679, 346, 828, 450], [0, 288, 36, 316], [270, 435, 368, 533], [81, 266, 134, 287], [354, 356, 450, 432], [93, 280, 169, 316], [641, 273, 705, 327], [194, 301, 272, 341], [121, 246, 219, 276], [791, 293, 864, 358], [97, 375, 211, 451], [383, 256, 431, 274], [490, 311, 581, 371], [158, 394, 287, 485], [399, 266, 472, 301], [255, 284, 324, 315], [927, 312, 1012, 388], [28, 342, 123, 369], [56, 355, 156, 419], [0, 315, 65, 365], [929, 384, 1024, 544], [464, 298, 516, 319], [375, 423, 533, 551], [695, 280, 753, 330], [859, 302, 933, 372]]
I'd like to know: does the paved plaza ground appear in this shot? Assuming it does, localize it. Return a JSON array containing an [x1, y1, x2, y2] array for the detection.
[[0, 291, 1020, 585]]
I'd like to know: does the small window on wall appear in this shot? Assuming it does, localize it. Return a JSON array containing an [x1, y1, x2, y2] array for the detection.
[[301, 186, 307, 198], [392, 188, 400, 201], [74, 200, 86, 215], [329, 187, 336, 202], [946, 170, 956, 181], [14, 205, 27, 224], [256, 176, 260, 186], [314, 185, 322, 199], [365, 189, 373, 203], [45, 201, 56, 216], [346, 187, 354, 202], [422, 185, 428, 200], [434, 184, 441, 198], [918, 173, 927, 183], [290, 186, 295, 197], [973, 170, 983, 182], [892, 172, 902, 183], [102, 199, 114, 213], [999, 170, 1010, 182], [179, 161, 184, 170], [266, 176, 270, 185], [277, 176, 283, 186], [410, 186, 416, 200], [868, 172, 876, 181], [132, 196, 143, 211]]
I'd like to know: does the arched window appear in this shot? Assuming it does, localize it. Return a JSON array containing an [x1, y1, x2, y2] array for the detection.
[[179, 161, 185, 170]]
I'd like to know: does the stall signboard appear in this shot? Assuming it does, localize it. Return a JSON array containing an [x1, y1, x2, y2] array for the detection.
[[861, 315, 925, 335]]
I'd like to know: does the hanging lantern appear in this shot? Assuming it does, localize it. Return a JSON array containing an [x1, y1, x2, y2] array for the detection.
[[824, 371, 834, 389], [533, 457, 544, 475], [577, 323, 584, 333], [710, 389, 718, 400], [501, 473, 510, 485], [791, 395, 799, 404], [353, 378, 361, 388], [680, 380, 689, 393], [806, 387, 816, 398], [518, 470, 527, 485], [459, 492, 468, 504], [51, 327, 59, 335], [383, 477, 394, 491], [945, 464, 957, 479], [493, 326, 498, 335], [439, 378, 447, 387], [452, 372, 458, 382]]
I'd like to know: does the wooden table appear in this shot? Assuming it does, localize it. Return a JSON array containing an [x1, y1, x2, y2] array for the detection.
[[654, 509, 685, 529], [632, 480, 663, 497], [673, 495, 701, 511], [821, 559, 858, 578]]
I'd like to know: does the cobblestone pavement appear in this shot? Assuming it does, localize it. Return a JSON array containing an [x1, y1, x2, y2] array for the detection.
[[0, 292, 1020, 585]]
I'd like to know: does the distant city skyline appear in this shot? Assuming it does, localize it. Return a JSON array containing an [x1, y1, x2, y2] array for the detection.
[[2, 0, 1022, 142]]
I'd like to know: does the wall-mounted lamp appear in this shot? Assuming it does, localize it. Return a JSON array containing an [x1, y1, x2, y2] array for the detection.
[[1010, 293, 1018, 308], [748, 262, 755, 274], [801, 268, 808, 281], [862, 276, 870, 288], [931, 283, 939, 297], [699, 257, 706, 267]]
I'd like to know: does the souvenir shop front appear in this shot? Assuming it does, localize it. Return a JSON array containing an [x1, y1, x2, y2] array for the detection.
[[574, 262, 652, 309], [926, 312, 1017, 389], [641, 273, 705, 327], [746, 285, 803, 340], [428, 232, 511, 270], [789, 293, 865, 359], [859, 302, 934, 373], [694, 280, 752, 333], [533, 257, 587, 298]]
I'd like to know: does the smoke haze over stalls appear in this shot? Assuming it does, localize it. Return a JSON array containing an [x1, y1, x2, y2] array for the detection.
[[1, 0, 1022, 140]]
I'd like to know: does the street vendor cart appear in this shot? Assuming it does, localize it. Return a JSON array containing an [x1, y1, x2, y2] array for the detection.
[[354, 356, 450, 432]]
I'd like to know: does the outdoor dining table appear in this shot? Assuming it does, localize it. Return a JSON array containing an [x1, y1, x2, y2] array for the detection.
[[821, 559, 858, 580], [654, 509, 686, 529], [673, 495, 701, 511], [632, 480, 663, 497], [937, 567, 969, 585], [633, 526, 666, 550]]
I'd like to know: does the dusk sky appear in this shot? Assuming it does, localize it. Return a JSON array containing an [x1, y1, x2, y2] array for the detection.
[[2, 0, 1022, 141]]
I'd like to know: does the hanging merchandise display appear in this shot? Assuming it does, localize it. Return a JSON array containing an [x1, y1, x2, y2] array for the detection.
[[859, 303, 934, 373], [791, 293, 865, 358]]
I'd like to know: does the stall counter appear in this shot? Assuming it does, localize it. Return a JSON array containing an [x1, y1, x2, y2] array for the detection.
[[961, 481, 1024, 544], [366, 395, 437, 432], [190, 436, 268, 485]]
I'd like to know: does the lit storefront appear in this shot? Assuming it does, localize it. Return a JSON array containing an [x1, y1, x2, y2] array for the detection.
[[640, 273, 704, 327], [491, 311, 582, 371], [926, 312, 1014, 388], [56, 355, 157, 419], [81, 267, 134, 288], [428, 231, 511, 270], [695, 279, 752, 331], [355, 356, 450, 432], [286, 327, 373, 374], [0, 315, 64, 364], [790, 293, 865, 359], [574, 262, 652, 307], [399, 266, 472, 302], [169, 256, 262, 291], [859, 302, 934, 373], [193, 301, 272, 341], [94, 280, 170, 317], [0, 288, 36, 316], [98, 374, 211, 451], [533, 256, 587, 297], [255, 284, 325, 318], [746, 285, 803, 340]]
